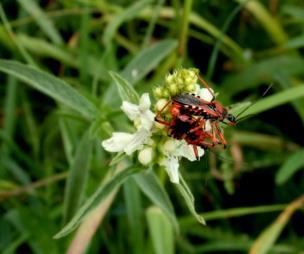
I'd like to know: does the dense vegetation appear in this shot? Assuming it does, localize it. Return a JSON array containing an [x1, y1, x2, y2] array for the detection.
[[0, 0, 304, 253]]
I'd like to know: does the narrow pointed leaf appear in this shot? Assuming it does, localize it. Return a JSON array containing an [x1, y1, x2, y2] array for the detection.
[[249, 196, 304, 254], [146, 206, 174, 254], [0, 60, 98, 119], [54, 166, 140, 239], [275, 149, 304, 185], [63, 131, 93, 224], [176, 175, 206, 225], [109, 71, 139, 104], [133, 170, 179, 233]]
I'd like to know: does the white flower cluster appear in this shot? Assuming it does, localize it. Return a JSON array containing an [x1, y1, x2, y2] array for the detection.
[[102, 70, 214, 184]]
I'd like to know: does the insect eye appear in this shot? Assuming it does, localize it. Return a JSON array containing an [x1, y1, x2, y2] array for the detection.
[[227, 114, 236, 123]]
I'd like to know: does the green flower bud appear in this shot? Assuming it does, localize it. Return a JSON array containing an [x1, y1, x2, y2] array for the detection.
[[138, 147, 153, 165], [168, 83, 179, 94], [153, 86, 163, 98]]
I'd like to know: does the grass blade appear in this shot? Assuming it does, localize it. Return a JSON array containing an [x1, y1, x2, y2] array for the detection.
[[241, 85, 304, 117], [54, 166, 140, 239], [146, 206, 174, 254], [121, 39, 177, 84], [102, 0, 152, 45], [123, 178, 144, 254], [133, 170, 179, 233], [17, 0, 63, 45], [1, 77, 17, 156], [67, 187, 119, 254], [0, 59, 98, 119], [249, 196, 304, 254], [275, 149, 304, 185], [104, 39, 177, 104], [63, 131, 93, 224]]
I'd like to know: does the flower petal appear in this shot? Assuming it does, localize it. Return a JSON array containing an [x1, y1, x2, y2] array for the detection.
[[102, 132, 134, 153], [139, 93, 151, 111], [121, 101, 139, 121], [140, 110, 155, 130], [179, 142, 204, 161], [165, 140, 205, 161], [123, 128, 151, 155], [195, 85, 214, 102], [161, 156, 180, 183]]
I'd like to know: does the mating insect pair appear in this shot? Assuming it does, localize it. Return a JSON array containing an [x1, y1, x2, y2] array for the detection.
[[155, 76, 237, 160]]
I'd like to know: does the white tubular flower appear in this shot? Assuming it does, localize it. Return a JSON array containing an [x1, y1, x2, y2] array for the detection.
[[121, 93, 154, 130], [102, 93, 155, 156], [160, 140, 204, 183], [160, 156, 179, 183]]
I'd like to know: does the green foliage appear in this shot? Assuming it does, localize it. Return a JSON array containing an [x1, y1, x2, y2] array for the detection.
[[1, 0, 304, 253], [146, 206, 174, 254]]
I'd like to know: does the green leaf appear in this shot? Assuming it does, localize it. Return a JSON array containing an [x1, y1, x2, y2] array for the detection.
[[109, 71, 139, 103], [133, 170, 179, 233], [63, 131, 93, 224], [275, 149, 304, 185], [179, 204, 287, 227], [235, 0, 287, 45], [146, 206, 174, 254], [102, 0, 152, 45], [8, 207, 59, 253], [104, 39, 178, 104], [54, 166, 140, 239], [0, 59, 98, 119], [249, 196, 304, 254], [241, 85, 304, 117], [120, 39, 178, 85], [123, 178, 144, 254], [176, 175, 206, 225], [2, 77, 18, 156], [17, 35, 76, 67], [282, 34, 304, 50], [17, 0, 63, 45], [222, 55, 304, 96]]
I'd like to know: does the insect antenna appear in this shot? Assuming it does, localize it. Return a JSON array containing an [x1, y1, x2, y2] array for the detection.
[[198, 75, 215, 100], [235, 83, 274, 121]]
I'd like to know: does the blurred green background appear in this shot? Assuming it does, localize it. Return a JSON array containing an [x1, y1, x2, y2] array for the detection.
[[0, 0, 304, 253]]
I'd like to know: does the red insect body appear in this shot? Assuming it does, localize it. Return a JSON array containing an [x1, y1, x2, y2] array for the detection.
[[155, 75, 237, 159]]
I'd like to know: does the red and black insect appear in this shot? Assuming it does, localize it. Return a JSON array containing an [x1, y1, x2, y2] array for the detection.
[[154, 75, 244, 159], [155, 110, 221, 159], [155, 74, 272, 160]]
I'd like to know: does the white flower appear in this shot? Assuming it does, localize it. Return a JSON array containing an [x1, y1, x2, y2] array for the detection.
[[195, 85, 214, 102], [102, 93, 155, 156], [160, 140, 204, 183], [121, 93, 154, 130]]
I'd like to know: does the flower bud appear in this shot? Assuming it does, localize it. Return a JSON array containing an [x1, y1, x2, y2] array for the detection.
[[138, 147, 153, 165], [163, 139, 177, 153], [168, 83, 178, 94], [153, 86, 163, 98], [185, 83, 196, 92]]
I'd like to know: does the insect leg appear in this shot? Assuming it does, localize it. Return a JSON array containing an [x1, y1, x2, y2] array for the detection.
[[192, 145, 199, 160], [214, 122, 227, 148], [154, 100, 171, 126]]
